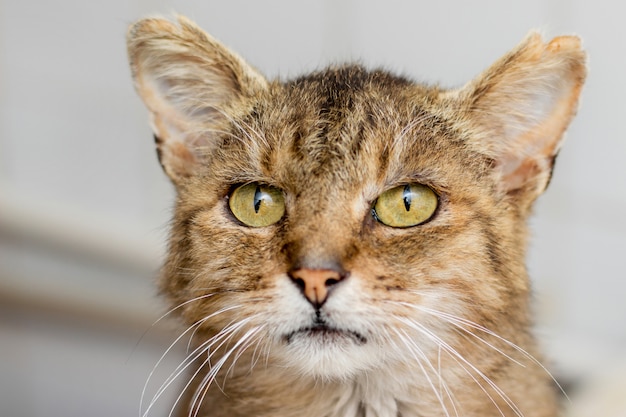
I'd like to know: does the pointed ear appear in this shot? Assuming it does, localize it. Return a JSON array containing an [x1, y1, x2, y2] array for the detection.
[[455, 32, 586, 202], [127, 16, 268, 183]]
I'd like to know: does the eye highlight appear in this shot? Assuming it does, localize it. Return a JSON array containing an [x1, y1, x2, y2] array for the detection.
[[373, 183, 438, 228], [229, 183, 285, 227]]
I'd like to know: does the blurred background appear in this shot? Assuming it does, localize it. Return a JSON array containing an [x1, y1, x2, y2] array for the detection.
[[1, 0, 624, 416]]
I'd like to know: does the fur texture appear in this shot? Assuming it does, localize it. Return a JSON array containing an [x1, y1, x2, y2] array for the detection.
[[127, 16, 586, 417]]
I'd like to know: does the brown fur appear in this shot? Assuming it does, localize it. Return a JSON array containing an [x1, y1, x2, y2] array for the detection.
[[127, 16, 586, 417]]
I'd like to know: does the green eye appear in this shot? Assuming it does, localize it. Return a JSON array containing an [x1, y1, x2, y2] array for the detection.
[[229, 183, 285, 227], [373, 183, 438, 228]]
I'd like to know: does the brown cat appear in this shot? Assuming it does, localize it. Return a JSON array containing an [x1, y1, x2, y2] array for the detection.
[[127, 16, 586, 417]]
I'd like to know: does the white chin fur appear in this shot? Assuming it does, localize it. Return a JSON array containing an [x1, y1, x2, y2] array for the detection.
[[276, 334, 383, 380]]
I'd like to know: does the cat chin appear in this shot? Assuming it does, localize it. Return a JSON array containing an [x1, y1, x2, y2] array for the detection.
[[275, 333, 382, 380]]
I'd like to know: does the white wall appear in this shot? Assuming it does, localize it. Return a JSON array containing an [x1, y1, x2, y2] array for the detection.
[[1, 0, 624, 416]]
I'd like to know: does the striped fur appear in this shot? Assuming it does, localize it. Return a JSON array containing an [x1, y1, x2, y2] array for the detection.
[[128, 16, 586, 417]]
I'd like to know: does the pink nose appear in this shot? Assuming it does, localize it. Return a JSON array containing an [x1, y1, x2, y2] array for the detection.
[[289, 268, 346, 307]]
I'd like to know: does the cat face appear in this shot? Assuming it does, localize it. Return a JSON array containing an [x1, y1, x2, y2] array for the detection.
[[127, 15, 586, 404], [162, 68, 518, 379]]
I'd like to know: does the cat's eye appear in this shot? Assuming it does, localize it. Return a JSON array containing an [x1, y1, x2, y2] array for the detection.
[[373, 183, 438, 228], [228, 183, 285, 227]]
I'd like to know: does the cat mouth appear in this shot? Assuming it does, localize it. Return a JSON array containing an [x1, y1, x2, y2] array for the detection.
[[285, 324, 367, 345]]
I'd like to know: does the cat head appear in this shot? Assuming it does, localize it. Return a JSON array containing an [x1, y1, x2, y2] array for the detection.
[[127, 16, 585, 380]]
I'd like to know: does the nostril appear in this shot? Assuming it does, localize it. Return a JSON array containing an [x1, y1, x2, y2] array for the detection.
[[325, 277, 340, 287], [292, 277, 306, 292]]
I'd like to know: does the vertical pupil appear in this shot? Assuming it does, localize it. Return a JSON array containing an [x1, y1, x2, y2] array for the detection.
[[402, 185, 412, 212], [253, 186, 263, 213]]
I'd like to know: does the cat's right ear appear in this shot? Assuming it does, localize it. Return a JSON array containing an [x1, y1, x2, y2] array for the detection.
[[127, 16, 268, 183]]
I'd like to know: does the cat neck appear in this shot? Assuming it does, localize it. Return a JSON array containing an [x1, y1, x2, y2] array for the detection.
[[188, 353, 557, 417]]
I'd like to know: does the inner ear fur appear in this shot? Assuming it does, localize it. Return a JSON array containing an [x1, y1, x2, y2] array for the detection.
[[452, 32, 586, 202], [127, 16, 268, 183]]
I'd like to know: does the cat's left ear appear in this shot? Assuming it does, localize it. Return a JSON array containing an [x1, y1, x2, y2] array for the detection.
[[127, 16, 268, 184], [451, 32, 586, 202]]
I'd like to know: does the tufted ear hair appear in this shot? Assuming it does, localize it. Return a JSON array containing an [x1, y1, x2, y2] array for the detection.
[[127, 16, 268, 184], [451, 32, 586, 203]]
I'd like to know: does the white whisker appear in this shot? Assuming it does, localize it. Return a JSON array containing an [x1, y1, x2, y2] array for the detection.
[[141, 304, 244, 417], [190, 325, 264, 417], [416, 304, 570, 402], [133, 293, 217, 362], [392, 327, 456, 417], [223, 325, 266, 385], [392, 301, 525, 368], [395, 315, 524, 417], [141, 318, 205, 417], [167, 318, 254, 417], [248, 333, 267, 372]]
